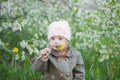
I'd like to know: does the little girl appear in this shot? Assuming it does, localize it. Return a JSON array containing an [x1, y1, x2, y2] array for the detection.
[[32, 20, 85, 80]]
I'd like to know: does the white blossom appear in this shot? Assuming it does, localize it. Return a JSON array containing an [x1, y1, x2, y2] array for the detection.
[[20, 40, 28, 49], [34, 33, 38, 39], [12, 21, 22, 32], [15, 54, 19, 60], [0, 39, 4, 46], [99, 54, 109, 62], [21, 51, 25, 61], [2, 22, 12, 29]]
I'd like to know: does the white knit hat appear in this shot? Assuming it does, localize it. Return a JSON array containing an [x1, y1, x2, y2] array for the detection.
[[48, 20, 71, 41]]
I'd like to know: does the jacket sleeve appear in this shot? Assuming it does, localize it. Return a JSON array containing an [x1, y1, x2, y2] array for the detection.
[[32, 57, 48, 73], [73, 51, 85, 80]]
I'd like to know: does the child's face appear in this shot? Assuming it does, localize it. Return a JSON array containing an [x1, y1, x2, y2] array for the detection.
[[49, 35, 69, 51]]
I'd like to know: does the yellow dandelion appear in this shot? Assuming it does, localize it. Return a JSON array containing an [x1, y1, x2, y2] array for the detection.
[[12, 47, 19, 53], [60, 44, 65, 50], [57, 44, 65, 51], [56, 44, 65, 50], [5, 42, 9, 46]]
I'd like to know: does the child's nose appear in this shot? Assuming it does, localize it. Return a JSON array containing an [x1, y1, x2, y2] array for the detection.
[[54, 39, 59, 44]]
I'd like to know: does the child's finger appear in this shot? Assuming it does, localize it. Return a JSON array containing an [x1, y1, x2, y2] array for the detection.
[[41, 48, 51, 54], [45, 48, 51, 54]]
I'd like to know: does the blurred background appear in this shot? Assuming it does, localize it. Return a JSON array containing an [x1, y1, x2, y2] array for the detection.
[[0, 0, 120, 80]]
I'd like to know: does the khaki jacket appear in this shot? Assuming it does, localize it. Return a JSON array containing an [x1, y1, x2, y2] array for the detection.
[[32, 47, 85, 80]]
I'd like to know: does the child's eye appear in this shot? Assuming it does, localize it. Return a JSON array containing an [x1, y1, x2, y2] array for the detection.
[[51, 37, 54, 40], [59, 37, 62, 40]]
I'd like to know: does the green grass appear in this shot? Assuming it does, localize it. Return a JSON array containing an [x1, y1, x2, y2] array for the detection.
[[0, 60, 41, 80]]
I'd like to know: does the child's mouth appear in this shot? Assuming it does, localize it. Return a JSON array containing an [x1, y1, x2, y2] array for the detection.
[[55, 45, 61, 48], [55, 44, 65, 50]]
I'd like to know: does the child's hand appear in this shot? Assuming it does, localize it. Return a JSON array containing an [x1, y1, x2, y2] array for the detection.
[[37, 48, 51, 61]]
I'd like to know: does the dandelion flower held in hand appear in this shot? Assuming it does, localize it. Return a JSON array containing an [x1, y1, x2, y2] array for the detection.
[[56, 44, 65, 51]]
